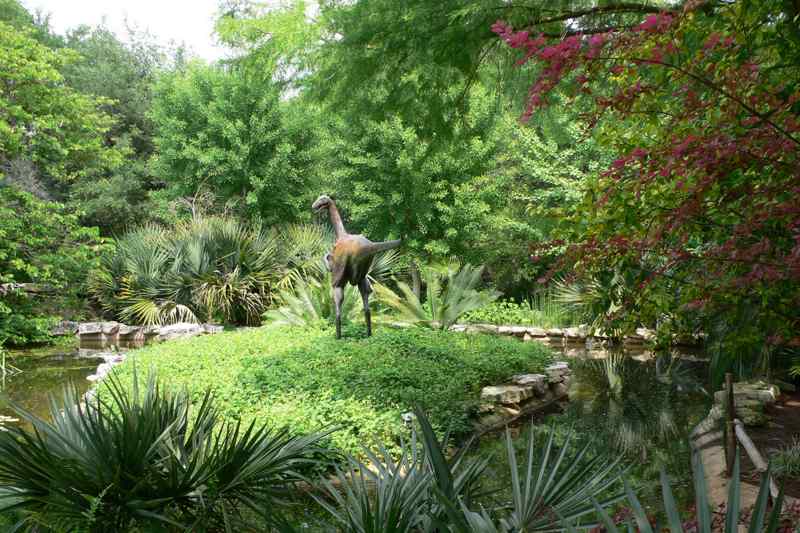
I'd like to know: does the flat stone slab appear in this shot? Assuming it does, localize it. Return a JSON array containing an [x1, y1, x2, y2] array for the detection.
[[78, 321, 120, 336], [545, 362, 570, 382], [511, 373, 548, 395], [481, 385, 535, 405]]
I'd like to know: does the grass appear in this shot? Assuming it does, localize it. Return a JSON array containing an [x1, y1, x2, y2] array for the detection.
[[104, 324, 552, 457]]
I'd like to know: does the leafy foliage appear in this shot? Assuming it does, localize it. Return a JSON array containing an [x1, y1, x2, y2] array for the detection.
[[265, 249, 403, 327], [90, 216, 281, 326], [0, 186, 105, 345], [462, 295, 579, 328], [317, 409, 627, 532], [108, 325, 551, 457], [149, 62, 319, 224], [374, 262, 500, 330], [0, 19, 118, 193], [494, 1, 800, 370], [0, 369, 327, 531]]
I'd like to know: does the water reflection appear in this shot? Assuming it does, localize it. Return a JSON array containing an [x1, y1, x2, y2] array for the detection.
[[564, 353, 709, 460], [0, 344, 110, 428]]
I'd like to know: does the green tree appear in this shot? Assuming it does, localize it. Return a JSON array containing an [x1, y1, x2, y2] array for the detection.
[[60, 24, 176, 234], [0, 186, 106, 345], [0, 21, 118, 195], [149, 62, 317, 224]]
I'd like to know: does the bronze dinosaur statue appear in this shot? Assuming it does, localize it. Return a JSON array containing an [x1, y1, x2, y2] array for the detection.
[[312, 195, 401, 339]]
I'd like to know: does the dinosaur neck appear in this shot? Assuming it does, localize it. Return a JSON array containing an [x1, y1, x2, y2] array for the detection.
[[328, 201, 347, 238]]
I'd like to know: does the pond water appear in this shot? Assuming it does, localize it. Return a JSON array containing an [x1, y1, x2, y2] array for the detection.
[[0, 342, 107, 427], [472, 349, 711, 511]]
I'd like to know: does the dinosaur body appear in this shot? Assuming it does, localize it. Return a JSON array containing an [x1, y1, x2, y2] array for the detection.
[[312, 195, 401, 339]]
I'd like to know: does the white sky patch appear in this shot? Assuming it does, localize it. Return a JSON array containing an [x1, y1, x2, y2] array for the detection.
[[23, 0, 229, 61]]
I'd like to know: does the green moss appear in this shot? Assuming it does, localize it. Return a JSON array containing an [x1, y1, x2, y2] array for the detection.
[[106, 324, 552, 457]]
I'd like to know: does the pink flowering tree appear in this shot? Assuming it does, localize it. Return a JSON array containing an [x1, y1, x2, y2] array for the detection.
[[493, 0, 800, 379]]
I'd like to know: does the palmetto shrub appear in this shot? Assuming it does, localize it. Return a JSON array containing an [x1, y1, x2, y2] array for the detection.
[[0, 370, 328, 532], [90, 218, 333, 326]]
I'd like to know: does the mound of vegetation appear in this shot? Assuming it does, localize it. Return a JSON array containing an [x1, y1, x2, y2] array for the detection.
[[108, 325, 552, 456]]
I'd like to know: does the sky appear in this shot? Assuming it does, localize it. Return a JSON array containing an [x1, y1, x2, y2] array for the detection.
[[23, 0, 228, 61]]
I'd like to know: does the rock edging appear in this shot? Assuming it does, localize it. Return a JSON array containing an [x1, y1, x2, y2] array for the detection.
[[475, 361, 571, 433], [79, 322, 224, 401], [76, 321, 224, 345]]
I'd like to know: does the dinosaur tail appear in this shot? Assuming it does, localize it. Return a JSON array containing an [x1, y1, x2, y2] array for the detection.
[[361, 239, 402, 256]]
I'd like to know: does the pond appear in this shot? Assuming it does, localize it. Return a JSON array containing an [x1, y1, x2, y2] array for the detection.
[[471, 350, 711, 512], [0, 342, 110, 427]]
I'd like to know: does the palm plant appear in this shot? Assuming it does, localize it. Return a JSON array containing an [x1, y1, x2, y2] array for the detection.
[[374, 262, 500, 330], [0, 370, 329, 531], [90, 216, 284, 326], [316, 409, 627, 532], [265, 262, 361, 327], [580, 454, 786, 533]]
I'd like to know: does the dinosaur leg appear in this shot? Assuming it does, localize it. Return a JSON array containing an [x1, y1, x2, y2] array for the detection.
[[358, 278, 372, 337], [333, 285, 344, 339]]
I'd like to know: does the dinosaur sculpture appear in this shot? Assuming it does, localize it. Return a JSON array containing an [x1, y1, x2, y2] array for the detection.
[[312, 195, 401, 339]]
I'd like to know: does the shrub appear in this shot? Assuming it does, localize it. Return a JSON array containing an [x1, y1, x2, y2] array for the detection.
[[773, 435, 800, 480], [264, 249, 403, 327], [108, 325, 552, 458], [0, 186, 106, 346], [0, 370, 328, 531], [90, 219, 339, 327], [462, 294, 579, 328], [316, 409, 627, 532], [374, 262, 500, 330]]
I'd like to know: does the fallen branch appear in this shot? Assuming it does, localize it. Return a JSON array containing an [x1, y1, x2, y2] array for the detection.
[[734, 419, 780, 499]]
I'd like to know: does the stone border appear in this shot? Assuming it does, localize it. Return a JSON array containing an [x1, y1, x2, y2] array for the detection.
[[78, 322, 224, 402], [74, 321, 224, 345], [450, 323, 702, 349], [474, 361, 571, 433]]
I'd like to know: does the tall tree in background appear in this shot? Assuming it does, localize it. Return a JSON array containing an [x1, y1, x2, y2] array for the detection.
[[149, 62, 318, 224], [62, 25, 177, 234], [0, 20, 118, 197]]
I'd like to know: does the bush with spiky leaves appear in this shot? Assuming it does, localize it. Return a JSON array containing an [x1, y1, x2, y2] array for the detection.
[[316, 408, 628, 532], [264, 245, 404, 327], [0, 370, 328, 532], [90, 218, 339, 326], [374, 262, 500, 330]]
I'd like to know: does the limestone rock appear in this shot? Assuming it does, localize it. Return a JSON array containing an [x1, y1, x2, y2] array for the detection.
[[497, 325, 529, 336], [157, 323, 207, 341], [713, 383, 779, 405], [563, 326, 589, 339], [117, 324, 142, 341], [51, 320, 79, 336], [526, 327, 547, 337], [545, 328, 563, 337], [481, 385, 534, 405], [78, 321, 120, 337], [511, 373, 548, 395], [550, 382, 570, 398], [545, 362, 570, 383], [203, 324, 224, 334], [476, 405, 520, 429]]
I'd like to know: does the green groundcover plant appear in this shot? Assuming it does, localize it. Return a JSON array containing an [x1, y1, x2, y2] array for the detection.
[[104, 325, 552, 458]]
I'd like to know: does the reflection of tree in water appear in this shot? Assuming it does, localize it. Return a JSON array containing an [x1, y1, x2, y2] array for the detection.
[[566, 354, 707, 461]]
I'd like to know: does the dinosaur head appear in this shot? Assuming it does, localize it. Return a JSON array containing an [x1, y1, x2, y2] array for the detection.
[[312, 194, 333, 213]]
